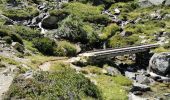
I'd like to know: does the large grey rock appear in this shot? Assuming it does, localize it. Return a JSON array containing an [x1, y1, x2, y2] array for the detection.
[[131, 83, 151, 92], [136, 74, 154, 84], [11, 42, 24, 52], [138, 0, 153, 7], [41, 16, 59, 29], [149, 0, 164, 5], [149, 52, 170, 76], [125, 71, 136, 79], [105, 67, 121, 76], [138, 0, 164, 7], [165, 0, 170, 5]]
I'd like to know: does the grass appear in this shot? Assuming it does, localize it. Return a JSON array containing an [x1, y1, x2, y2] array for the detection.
[[50, 61, 70, 71], [0, 5, 39, 20], [153, 47, 170, 53], [92, 75, 132, 100], [26, 55, 68, 69], [81, 65, 103, 75], [0, 56, 19, 65], [23, 40, 39, 54], [63, 2, 103, 19], [55, 41, 77, 57]]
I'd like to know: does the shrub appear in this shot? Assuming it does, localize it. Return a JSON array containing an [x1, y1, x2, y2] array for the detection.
[[2, 6, 39, 20], [57, 16, 101, 46], [33, 37, 57, 55], [109, 34, 139, 48], [100, 23, 120, 40], [14, 25, 41, 41], [62, 2, 109, 24], [10, 33, 23, 44], [0, 28, 23, 44], [82, 24, 100, 46], [56, 16, 88, 43], [55, 41, 77, 57], [85, 14, 111, 25], [49, 9, 69, 18], [3, 36, 12, 44], [5, 70, 102, 100]]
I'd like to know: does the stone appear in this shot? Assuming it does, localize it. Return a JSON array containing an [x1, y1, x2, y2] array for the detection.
[[114, 8, 120, 15], [138, 0, 165, 7], [11, 42, 24, 52], [125, 71, 136, 80], [165, 0, 170, 5], [21, 70, 33, 79], [120, 31, 133, 37], [41, 16, 59, 29], [138, 0, 153, 7], [150, 11, 162, 20], [136, 74, 153, 84], [105, 67, 121, 76], [131, 83, 151, 92], [149, 0, 164, 5], [133, 91, 143, 95], [149, 52, 170, 76]]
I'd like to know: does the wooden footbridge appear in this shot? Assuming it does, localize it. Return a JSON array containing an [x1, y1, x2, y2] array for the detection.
[[78, 44, 159, 60]]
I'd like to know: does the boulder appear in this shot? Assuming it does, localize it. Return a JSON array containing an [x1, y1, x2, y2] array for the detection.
[[149, 52, 170, 76], [120, 31, 133, 37], [136, 74, 154, 84], [105, 67, 121, 76], [12, 42, 24, 52], [138, 0, 164, 7], [165, 0, 170, 5], [125, 71, 136, 79], [130, 83, 151, 92], [149, 0, 164, 5], [41, 16, 59, 29], [138, 0, 153, 7]]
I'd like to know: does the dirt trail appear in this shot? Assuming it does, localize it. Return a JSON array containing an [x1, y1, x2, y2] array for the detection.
[[0, 65, 16, 100], [38, 57, 68, 71]]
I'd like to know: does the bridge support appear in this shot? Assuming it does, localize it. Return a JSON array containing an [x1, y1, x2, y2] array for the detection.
[[135, 50, 153, 69]]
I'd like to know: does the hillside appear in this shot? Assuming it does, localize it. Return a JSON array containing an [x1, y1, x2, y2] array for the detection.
[[0, 0, 170, 100]]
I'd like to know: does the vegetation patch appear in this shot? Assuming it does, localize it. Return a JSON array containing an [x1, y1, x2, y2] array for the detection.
[[5, 69, 102, 100], [92, 75, 132, 100], [1, 5, 39, 20], [55, 41, 77, 57]]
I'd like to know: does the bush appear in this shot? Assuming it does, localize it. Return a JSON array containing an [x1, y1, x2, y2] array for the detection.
[[56, 16, 88, 43], [3, 36, 12, 44], [0, 27, 23, 44], [33, 37, 57, 55], [109, 34, 139, 48], [49, 9, 69, 18], [82, 24, 100, 46], [100, 23, 120, 40], [14, 25, 41, 41], [57, 16, 101, 46], [5, 70, 102, 100], [55, 41, 77, 57], [62, 2, 109, 24], [85, 14, 111, 25], [2, 6, 39, 20]]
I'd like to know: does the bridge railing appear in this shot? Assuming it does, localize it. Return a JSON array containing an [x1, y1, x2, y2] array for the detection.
[[85, 43, 158, 53]]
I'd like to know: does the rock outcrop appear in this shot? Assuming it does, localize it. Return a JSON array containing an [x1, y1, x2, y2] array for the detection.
[[138, 0, 170, 7], [149, 52, 170, 77]]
